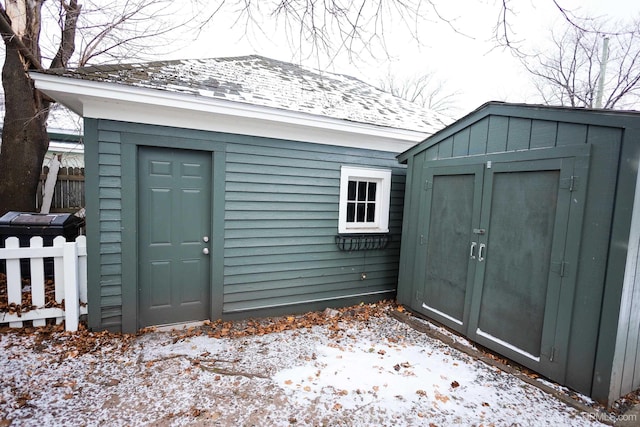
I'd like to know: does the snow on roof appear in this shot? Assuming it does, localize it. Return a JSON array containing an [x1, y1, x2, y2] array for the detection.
[[42, 55, 444, 134]]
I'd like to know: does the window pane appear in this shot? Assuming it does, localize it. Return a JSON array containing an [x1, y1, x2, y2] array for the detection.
[[339, 166, 391, 233], [356, 203, 366, 222], [357, 181, 367, 201], [366, 203, 376, 222], [348, 181, 356, 201], [347, 202, 355, 222], [368, 182, 377, 201]]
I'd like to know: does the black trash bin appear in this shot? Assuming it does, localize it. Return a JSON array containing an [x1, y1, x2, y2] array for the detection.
[[0, 211, 85, 279]]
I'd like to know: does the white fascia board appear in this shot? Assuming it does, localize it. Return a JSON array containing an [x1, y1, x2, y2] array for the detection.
[[30, 73, 426, 153]]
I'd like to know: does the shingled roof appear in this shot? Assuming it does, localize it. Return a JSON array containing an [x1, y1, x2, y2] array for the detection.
[[41, 55, 444, 135]]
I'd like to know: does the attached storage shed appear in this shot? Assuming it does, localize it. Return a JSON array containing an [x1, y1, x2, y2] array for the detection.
[[30, 56, 442, 334], [397, 101, 640, 404]]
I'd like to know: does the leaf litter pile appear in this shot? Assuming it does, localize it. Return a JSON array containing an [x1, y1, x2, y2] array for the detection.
[[0, 301, 614, 426], [0, 272, 63, 316]]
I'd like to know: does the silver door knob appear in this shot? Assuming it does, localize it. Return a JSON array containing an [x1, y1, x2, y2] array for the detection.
[[203, 236, 209, 243], [203, 248, 209, 255]]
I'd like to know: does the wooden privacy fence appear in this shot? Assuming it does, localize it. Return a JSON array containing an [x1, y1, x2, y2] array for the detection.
[[36, 166, 85, 213], [0, 235, 87, 331]]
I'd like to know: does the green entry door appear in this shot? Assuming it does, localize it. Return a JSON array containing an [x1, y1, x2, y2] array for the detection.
[[138, 147, 212, 328]]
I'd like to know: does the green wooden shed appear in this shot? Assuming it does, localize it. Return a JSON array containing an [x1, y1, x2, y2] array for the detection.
[[30, 56, 442, 334], [396, 101, 640, 404]]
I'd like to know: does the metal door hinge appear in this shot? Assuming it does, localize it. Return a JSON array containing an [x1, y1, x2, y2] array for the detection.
[[560, 176, 578, 192], [415, 289, 423, 302], [551, 261, 568, 277], [550, 346, 556, 362], [424, 180, 432, 190], [420, 234, 425, 245]]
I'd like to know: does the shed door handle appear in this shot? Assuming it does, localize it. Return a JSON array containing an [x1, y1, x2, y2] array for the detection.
[[202, 248, 210, 255], [469, 241, 477, 259], [478, 243, 486, 262]]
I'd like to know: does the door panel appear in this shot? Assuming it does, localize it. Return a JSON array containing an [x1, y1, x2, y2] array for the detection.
[[476, 169, 560, 357], [468, 157, 576, 377], [417, 165, 483, 332], [138, 147, 212, 328]]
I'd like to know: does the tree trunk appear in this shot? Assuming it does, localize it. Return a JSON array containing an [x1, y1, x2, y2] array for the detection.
[[0, 1, 79, 216], [0, 0, 48, 215], [0, 44, 49, 215]]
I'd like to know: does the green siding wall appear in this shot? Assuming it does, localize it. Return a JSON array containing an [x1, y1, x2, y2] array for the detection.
[[85, 124, 126, 329], [86, 118, 404, 332], [223, 138, 403, 314]]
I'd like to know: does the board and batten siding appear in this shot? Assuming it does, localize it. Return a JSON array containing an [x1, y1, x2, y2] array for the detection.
[[223, 138, 404, 317], [85, 118, 406, 331], [397, 106, 635, 403]]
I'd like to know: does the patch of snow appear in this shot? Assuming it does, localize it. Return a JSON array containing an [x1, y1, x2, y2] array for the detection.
[[0, 313, 608, 426]]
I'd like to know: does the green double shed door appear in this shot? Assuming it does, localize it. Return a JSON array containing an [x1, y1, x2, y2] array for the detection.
[[414, 148, 589, 382]]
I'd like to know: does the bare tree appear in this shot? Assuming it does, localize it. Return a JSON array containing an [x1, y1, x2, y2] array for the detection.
[[0, 0, 610, 215], [520, 19, 640, 109], [379, 71, 460, 124], [495, 0, 595, 52], [0, 0, 454, 215], [0, 0, 207, 215], [220, 0, 446, 63]]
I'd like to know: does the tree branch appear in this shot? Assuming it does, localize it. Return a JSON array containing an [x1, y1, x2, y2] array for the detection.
[[0, 5, 44, 70], [50, 0, 82, 69]]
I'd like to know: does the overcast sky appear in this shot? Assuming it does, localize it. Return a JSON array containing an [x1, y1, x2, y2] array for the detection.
[[172, 0, 640, 119]]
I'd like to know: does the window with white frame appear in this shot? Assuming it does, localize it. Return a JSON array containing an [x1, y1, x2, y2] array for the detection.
[[338, 166, 392, 234]]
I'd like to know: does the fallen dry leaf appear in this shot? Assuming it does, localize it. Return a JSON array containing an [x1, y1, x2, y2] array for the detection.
[[435, 391, 450, 403]]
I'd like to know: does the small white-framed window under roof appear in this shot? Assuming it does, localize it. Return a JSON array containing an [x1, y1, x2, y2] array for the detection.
[[338, 166, 392, 234]]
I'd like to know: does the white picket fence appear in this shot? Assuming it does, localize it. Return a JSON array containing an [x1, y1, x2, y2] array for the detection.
[[0, 235, 87, 331]]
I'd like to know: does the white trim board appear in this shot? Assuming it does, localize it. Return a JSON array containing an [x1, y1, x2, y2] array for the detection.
[[30, 73, 427, 154], [610, 156, 640, 402]]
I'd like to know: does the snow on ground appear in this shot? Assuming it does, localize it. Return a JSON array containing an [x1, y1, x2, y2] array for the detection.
[[1, 305, 609, 426]]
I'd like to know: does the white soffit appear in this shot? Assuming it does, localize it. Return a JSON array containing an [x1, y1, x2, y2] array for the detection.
[[31, 73, 425, 153]]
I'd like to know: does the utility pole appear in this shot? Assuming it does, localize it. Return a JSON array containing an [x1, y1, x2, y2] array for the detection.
[[595, 36, 609, 108]]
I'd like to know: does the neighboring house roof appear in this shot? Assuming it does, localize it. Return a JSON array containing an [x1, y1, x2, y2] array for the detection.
[[0, 93, 84, 165], [30, 55, 446, 153], [45, 102, 84, 136], [0, 92, 83, 136]]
